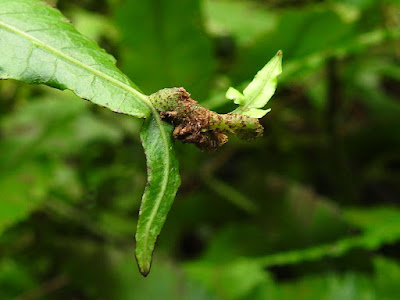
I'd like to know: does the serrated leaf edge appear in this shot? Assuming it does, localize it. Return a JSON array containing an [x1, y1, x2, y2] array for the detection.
[[0, 19, 151, 118], [0, 7, 177, 277]]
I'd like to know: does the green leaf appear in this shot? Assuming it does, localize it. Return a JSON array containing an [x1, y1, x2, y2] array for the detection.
[[269, 257, 400, 300], [203, 0, 277, 46], [226, 87, 245, 105], [230, 51, 282, 117], [0, 163, 48, 235], [185, 258, 271, 300], [344, 206, 400, 232], [0, 0, 151, 118], [242, 108, 271, 118], [250, 206, 400, 268], [136, 116, 181, 276], [0, 0, 183, 277], [113, 0, 215, 99]]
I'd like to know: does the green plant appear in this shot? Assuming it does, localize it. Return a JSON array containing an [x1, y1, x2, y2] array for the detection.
[[0, 0, 282, 276]]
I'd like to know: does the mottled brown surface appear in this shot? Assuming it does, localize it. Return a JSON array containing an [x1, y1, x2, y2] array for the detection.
[[160, 93, 228, 152], [157, 88, 263, 152]]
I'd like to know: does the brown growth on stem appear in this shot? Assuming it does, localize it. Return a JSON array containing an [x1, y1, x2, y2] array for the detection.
[[160, 89, 227, 152], [151, 88, 264, 152]]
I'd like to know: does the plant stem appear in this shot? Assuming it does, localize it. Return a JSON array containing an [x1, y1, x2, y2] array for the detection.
[[149, 87, 263, 151]]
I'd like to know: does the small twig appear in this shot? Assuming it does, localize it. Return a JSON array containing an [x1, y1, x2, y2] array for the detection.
[[202, 175, 258, 214], [14, 275, 69, 300], [200, 149, 258, 214]]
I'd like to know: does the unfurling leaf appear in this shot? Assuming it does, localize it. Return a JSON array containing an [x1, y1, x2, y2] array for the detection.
[[228, 50, 282, 118], [226, 87, 245, 105]]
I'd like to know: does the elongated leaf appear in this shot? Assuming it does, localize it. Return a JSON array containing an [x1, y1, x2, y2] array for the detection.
[[230, 50, 282, 118], [252, 207, 400, 268], [0, 0, 182, 277], [136, 117, 181, 276], [242, 50, 282, 110], [0, 0, 150, 117]]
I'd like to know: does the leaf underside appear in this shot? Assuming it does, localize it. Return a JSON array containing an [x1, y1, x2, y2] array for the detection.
[[136, 117, 181, 276]]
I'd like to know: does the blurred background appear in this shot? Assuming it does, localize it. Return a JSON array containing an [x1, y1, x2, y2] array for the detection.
[[1, 0, 400, 299]]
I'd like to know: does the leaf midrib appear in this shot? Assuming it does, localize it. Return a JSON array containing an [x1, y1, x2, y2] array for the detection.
[[0, 19, 172, 263], [242, 54, 281, 111], [0, 20, 152, 111], [140, 117, 171, 269]]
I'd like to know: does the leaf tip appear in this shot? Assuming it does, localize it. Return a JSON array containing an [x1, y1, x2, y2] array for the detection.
[[135, 253, 152, 277], [277, 50, 283, 56], [226, 87, 244, 105], [140, 268, 151, 277]]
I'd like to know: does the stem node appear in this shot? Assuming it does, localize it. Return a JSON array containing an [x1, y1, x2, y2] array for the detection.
[[149, 87, 264, 152]]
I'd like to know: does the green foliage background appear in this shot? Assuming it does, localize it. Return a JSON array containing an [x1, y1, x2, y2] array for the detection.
[[1, 0, 400, 299]]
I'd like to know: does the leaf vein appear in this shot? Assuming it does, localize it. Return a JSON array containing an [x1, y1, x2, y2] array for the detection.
[[0, 20, 152, 114]]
